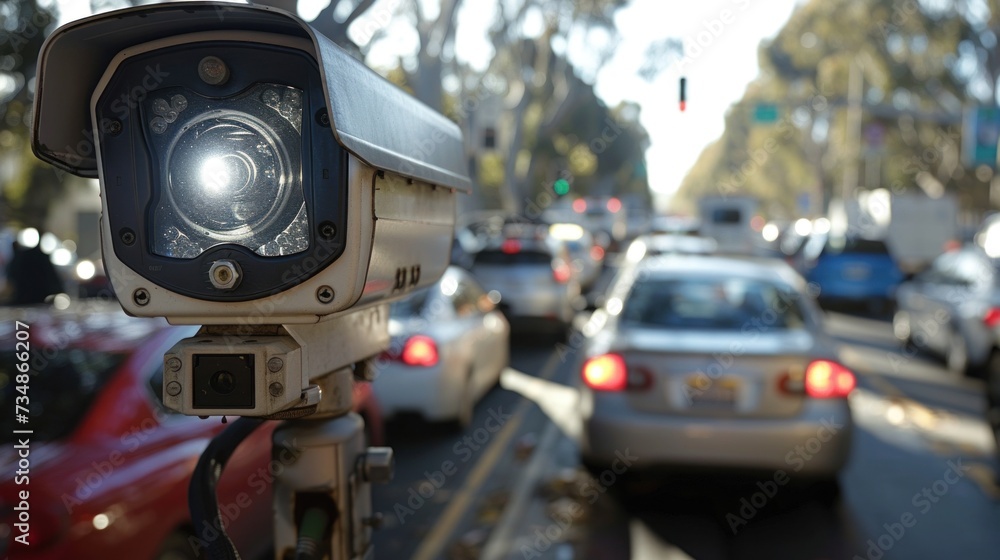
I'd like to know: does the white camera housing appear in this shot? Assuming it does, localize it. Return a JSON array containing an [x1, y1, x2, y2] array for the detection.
[[31, 2, 470, 325]]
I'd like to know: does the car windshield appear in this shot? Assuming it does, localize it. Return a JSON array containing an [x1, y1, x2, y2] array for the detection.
[[821, 237, 890, 256], [0, 349, 126, 443], [620, 277, 807, 331]]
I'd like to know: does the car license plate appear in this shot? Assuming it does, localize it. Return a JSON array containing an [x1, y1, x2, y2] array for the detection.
[[844, 264, 870, 280], [684, 375, 739, 408]]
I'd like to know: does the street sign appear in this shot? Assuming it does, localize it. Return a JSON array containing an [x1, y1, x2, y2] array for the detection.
[[754, 103, 779, 124], [963, 105, 1000, 168]]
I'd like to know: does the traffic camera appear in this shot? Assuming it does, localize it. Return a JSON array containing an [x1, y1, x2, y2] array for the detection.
[[31, 1, 470, 417]]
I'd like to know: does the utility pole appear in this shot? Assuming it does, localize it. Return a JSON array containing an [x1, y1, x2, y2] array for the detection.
[[842, 60, 864, 201]]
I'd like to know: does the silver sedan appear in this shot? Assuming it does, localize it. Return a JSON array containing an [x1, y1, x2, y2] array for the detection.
[[580, 255, 854, 483]]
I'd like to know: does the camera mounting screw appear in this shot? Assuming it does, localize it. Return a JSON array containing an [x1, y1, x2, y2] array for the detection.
[[363, 513, 385, 530], [209, 260, 241, 290], [102, 119, 122, 135], [316, 109, 330, 127], [166, 381, 182, 397], [360, 447, 394, 484], [133, 288, 150, 306], [319, 221, 337, 240], [267, 357, 284, 373], [317, 286, 334, 304], [120, 228, 136, 246]]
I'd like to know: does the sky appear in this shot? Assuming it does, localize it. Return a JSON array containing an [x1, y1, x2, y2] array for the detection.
[[53, 0, 803, 211], [333, 0, 805, 211], [336, 0, 804, 211], [592, 0, 802, 210]]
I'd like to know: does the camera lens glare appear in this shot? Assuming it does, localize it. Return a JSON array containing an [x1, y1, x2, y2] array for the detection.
[[145, 83, 307, 259]]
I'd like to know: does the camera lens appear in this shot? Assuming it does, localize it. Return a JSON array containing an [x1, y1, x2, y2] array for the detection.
[[192, 354, 255, 410], [170, 118, 285, 233], [146, 84, 308, 259], [210, 370, 236, 394]]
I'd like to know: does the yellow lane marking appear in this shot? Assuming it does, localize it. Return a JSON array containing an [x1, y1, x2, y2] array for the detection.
[[410, 351, 565, 560]]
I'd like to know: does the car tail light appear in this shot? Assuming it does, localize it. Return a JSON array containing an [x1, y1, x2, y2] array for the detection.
[[401, 335, 438, 367], [804, 360, 855, 398], [553, 262, 572, 284], [582, 354, 627, 391], [501, 239, 521, 254], [984, 307, 1000, 328]]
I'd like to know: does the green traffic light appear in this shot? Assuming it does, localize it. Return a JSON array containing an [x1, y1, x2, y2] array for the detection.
[[554, 178, 570, 195]]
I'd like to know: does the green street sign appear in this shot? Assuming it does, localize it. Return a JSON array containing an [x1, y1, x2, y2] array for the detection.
[[754, 103, 779, 124]]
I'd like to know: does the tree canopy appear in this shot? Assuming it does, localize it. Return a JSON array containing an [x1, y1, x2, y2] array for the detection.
[[673, 0, 1000, 218]]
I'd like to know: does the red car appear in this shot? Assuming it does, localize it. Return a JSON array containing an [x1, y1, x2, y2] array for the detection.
[[0, 304, 383, 559]]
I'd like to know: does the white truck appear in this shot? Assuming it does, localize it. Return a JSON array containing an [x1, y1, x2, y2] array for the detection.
[[885, 193, 959, 273], [697, 195, 759, 254]]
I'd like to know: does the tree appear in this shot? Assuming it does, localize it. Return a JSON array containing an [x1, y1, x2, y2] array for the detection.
[[674, 0, 999, 217], [252, 0, 379, 49], [480, 0, 632, 212], [0, 0, 66, 228]]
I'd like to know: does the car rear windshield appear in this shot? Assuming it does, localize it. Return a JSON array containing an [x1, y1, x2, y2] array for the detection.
[[711, 208, 743, 224], [0, 349, 127, 443], [620, 277, 807, 331], [474, 250, 551, 266], [821, 237, 889, 256]]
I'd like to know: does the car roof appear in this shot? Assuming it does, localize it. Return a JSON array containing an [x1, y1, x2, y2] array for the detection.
[[0, 302, 179, 353], [635, 254, 804, 286]]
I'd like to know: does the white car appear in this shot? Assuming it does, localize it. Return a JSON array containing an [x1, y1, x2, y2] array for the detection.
[[372, 266, 510, 427]]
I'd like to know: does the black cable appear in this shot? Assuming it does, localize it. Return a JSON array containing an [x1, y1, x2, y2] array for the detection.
[[188, 416, 265, 560]]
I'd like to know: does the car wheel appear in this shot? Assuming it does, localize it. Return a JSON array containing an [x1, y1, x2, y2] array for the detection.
[[946, 329, 969, 376], [155, 531, 199, 560]]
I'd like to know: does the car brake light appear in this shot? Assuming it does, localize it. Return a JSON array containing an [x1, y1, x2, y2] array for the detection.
[[804, 360, 855, 398], [984, 307, 1000, 328], [582, 354, 627, 391], [401, 336, 438, 367], [501, 239, 521, 254], [553, 263, 572, 284]]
